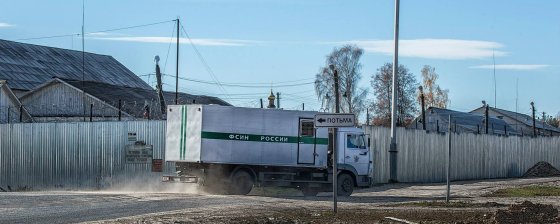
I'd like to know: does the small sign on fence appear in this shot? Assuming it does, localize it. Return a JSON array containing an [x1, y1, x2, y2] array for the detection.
[[152, 159, 163, 172], [127, 132, 137, 142], [125, 141, 153, 163]]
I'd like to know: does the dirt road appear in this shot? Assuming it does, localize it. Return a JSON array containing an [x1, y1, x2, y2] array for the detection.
[[0, 177, 559, 223]]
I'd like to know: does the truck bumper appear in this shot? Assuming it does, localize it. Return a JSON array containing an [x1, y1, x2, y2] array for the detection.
[[161, 175, 198, 183], [356, 175, 371, 187]]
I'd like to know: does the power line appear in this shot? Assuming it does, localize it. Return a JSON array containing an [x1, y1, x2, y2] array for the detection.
[[88, 20, 174, 34], [16, 19, 175, 41], [179, 23, 229, 99], [162, 74, 313, 88], [162, 22, 176, 75], [18, 33, 81, 41]]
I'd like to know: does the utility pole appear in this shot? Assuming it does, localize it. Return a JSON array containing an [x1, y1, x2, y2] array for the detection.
[[276, 92, 281, 109], [81, 0, 86, 122], [542, 112, 546, 123], [389, 0, 400, 183], [531, 102, 536, 137], [493, 49, 497, 108], [332, 67, 340, 114], [485, 102, 489, 134], [366, 108, 370, 125], [19, 105, 23, 122], [175, 18, 180, 105], [155, 56, 166, 115], [446, 114, 451, 203], [118, 99, 122, 121], [330, 64, 340, 213], [419, 86, 426, 130]]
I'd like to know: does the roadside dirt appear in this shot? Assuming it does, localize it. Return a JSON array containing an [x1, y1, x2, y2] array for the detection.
[[94, 201, 560, 224], [493, 201, 559, 224], [94, 204, 498, 224], [3, 177, 560, 223], [90, 178, 560, 224], [523, 161, 560, 178]]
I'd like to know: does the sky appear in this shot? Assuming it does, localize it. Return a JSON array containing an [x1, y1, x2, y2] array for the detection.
[[1, 0, 559, 118]]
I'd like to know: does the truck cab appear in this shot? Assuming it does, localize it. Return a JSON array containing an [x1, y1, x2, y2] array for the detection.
[[335, 127, 371, 185]]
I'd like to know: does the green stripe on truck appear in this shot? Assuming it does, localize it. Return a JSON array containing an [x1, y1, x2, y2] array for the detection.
[[201, 131, 328, 145]]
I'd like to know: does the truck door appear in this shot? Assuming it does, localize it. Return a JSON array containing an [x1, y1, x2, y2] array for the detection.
[[297, 119, 316, 164], [344, 133, 369, 176]]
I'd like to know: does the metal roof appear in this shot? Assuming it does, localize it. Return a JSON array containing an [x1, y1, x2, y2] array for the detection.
[[0, 39, 151, 91], [471, 106, 560, 133], [411, 107, 519, 135], [60, 79, 231, 118]]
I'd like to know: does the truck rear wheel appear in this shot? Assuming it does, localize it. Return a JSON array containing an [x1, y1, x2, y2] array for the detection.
[[229, 169, 254, 195], [337, 173, 354, 196]]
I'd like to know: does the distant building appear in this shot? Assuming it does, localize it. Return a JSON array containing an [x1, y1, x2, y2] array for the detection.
[[20, 78, 230, 122], [471, 106, 560, 136], [0, 80, 32, 123], [0, 39, 230, 122], [409, 107, 518, 135]]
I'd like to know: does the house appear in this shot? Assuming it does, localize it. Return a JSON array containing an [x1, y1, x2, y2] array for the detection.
[[0, 39, 151, 96], [0, 39, 230, 122], [409, 107, 518, 135], [0, 80, 32, 123], [20, 78, 230, 122], [471, 106, 560, 136]]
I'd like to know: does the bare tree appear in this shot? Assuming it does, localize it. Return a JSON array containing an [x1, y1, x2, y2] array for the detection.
[[315, 45, 368, 119], [418, 65, 449, 108], [370, 63, 418, 126], [544, 112, 560, 128]]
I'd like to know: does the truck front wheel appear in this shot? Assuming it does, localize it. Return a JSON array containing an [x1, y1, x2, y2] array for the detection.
[[337, 173, 354, 196], [229, 169, 254, 195]]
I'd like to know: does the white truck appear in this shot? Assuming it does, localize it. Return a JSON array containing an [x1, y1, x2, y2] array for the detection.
[[163, 104, 372, 196]]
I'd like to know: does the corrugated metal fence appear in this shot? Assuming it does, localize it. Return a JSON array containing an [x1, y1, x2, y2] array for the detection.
[[3, 122, 560, 189], [364, 126, 560, 183], [0, 121, 172, 189]]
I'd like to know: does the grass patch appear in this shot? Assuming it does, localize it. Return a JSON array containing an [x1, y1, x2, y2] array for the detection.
[[391, 201, 504, 208], [249, 187, 302, 196], [485, 185, 560, 197]]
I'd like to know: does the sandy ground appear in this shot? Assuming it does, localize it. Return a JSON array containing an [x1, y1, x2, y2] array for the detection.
[[0, 177, 559, 223]]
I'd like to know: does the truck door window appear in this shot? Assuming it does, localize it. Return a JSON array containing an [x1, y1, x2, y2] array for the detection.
[[347, 134, 366, 149], [300, 121, 314, 137]]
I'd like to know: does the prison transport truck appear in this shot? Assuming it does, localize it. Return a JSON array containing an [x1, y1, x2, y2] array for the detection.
[[162, 104, 372, 196]]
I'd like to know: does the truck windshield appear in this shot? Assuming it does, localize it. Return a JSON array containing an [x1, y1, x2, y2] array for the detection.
[[347, 134, 366, 149]]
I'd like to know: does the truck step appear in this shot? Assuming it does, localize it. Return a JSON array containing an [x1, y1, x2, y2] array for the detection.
[[161, 175, 198, 183]]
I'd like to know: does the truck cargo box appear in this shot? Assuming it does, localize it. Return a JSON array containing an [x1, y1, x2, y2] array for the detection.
[[165, 105, 329, 168]]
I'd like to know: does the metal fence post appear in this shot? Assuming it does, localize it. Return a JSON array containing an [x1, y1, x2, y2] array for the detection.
[[19, 105, 23, 122], [446, 115, 452, 203], [90, 103, 93, 122]]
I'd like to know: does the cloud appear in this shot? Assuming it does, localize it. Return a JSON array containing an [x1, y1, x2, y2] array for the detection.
[[0, 22, 15, 28], [336, 39, 507, 60], [470, 64, 550, 70], [87, 32, 112, 36], [90, 36, 260, 46]]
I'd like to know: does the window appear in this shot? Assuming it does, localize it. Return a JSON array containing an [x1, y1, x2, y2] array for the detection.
[[347, 134, 366, 149], [300, 121, 314, 137]]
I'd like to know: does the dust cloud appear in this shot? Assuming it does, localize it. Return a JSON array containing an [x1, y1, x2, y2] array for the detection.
[[100, 174, 204, 194]]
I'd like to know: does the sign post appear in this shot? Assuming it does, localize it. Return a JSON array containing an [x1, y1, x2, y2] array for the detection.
[[314, 113, 355, 213]]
